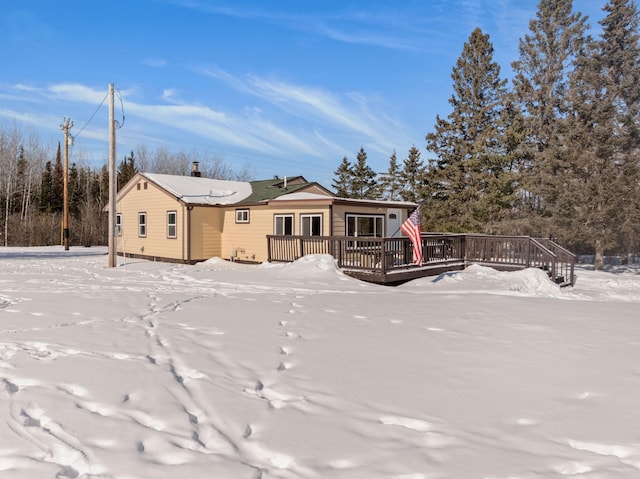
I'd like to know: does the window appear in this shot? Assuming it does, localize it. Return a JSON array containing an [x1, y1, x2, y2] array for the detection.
[[138, 212, 147, 237], [167, 211, 177, 238], [346, 214, 384, 238], [301, 214, 322, 236], [235, 208, 250, 223], [115, 214, 122, 236], [274, 214, 294, 235]]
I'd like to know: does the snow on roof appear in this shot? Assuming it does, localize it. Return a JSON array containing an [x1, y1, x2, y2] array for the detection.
[[270, 191, 333, 201], [142, 173, 252, 205], [333, 197, 418, 208], [270, 191, 416, 207]]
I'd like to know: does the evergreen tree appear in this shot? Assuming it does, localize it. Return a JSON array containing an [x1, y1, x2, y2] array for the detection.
[[497, 98, 532, 232], [97, 165, 109, 208], [68, 163, 83, 217], [332, 156, 353, 198], [40, 161, 53, 212], [379, 150, 403, 200], [351, 147, 378, 199], [511, 0, 588, 229], [425, 27, 509, 232], [600, 0, 640, 259], [562, 0, 640, 268], [400, 145, 424, 203], [117, 151, 138, 189], [51, 142, 64, 213], [13, 146, 28, 216]]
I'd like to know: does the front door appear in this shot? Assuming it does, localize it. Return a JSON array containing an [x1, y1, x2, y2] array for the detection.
[[387, 209, 402, 237]]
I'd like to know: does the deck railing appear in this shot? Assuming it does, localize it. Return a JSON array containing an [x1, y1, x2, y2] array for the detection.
[[267, 233, 575, 286], [536, 238, 577, 286]]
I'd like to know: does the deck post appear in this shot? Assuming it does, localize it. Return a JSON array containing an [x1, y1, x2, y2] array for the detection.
[[461, 235, 467, 266]]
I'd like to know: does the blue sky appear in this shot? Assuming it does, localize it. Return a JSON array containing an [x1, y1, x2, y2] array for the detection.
[[1, 0, 606, 186]]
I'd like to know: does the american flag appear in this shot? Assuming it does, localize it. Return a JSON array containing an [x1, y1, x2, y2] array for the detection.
[[400, 207, 423, 265]]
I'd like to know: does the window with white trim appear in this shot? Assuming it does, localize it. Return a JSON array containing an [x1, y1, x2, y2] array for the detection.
[[346, 214, 384, 238], [274, 214, 294, 235], [235, 208, 250, 223], [138, 212, 147, 237], [115, 213, 122, 236], [167, 211, 177, 238], [301, 214, 322, 236]]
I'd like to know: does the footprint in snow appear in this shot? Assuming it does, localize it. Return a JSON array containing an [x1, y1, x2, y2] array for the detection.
[[247, 380, 305, 410], [3, 379, 19, 394], [277, 362, 291, 372], [515, 418, 539, 426], [552, 461, 593, 475], [380, 415, 433, 432], [380, 415, 461, 449]]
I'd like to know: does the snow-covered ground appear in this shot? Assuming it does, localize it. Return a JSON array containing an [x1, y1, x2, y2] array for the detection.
[[1, 246, 639, 479]]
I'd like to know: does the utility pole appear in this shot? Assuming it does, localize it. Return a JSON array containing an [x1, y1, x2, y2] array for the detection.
[[108, 83, 117, 267], [60, 118, 73, 251]]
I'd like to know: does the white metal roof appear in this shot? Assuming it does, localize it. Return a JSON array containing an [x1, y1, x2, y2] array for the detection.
[[142, 173, 252, 205], [270, 191, 333, 201], [270, 191, 416, 208]]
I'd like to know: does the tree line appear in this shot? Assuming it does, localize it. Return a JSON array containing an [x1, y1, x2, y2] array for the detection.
[[332, 0, 640, 269], [0, 126, 250, 248]]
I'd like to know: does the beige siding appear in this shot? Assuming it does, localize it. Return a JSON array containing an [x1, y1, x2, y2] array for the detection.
[[116, 179, 186, 260], [115, 175, 412, 264], [221, 203, 332, 262], [189, 207, 224, 260], [332, 204, 409, 236]]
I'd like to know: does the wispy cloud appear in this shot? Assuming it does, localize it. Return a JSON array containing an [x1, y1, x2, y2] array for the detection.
[[0, 83, 46, 104], [169, 0, 435, 51], [48, 84, 110, 104], [141, 57, 168, 68], [123, 98, 286, 156], [201, 67, 413, 157], [1, 77, 414, 177], [0, 108, 61, 131], [314, 24, 421, 51], [161, 89, 179, 103]]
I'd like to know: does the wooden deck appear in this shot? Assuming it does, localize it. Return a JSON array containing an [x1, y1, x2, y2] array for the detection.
[[267, 233, 576, 286]]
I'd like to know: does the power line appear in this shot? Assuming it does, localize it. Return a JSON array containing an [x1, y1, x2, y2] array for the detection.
[[73, 91, 109, 139], [115, 88, 125, 129]]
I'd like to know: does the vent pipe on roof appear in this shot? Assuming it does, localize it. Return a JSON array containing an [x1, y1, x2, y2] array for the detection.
[[191, 161, 202, 177], [284, 176, 287, 190]]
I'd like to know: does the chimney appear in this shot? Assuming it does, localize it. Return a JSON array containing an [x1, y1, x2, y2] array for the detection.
[[191, 161, 201, 177]]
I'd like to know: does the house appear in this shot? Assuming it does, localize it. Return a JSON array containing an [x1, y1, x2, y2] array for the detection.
[[112, 168, 417, 264]]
